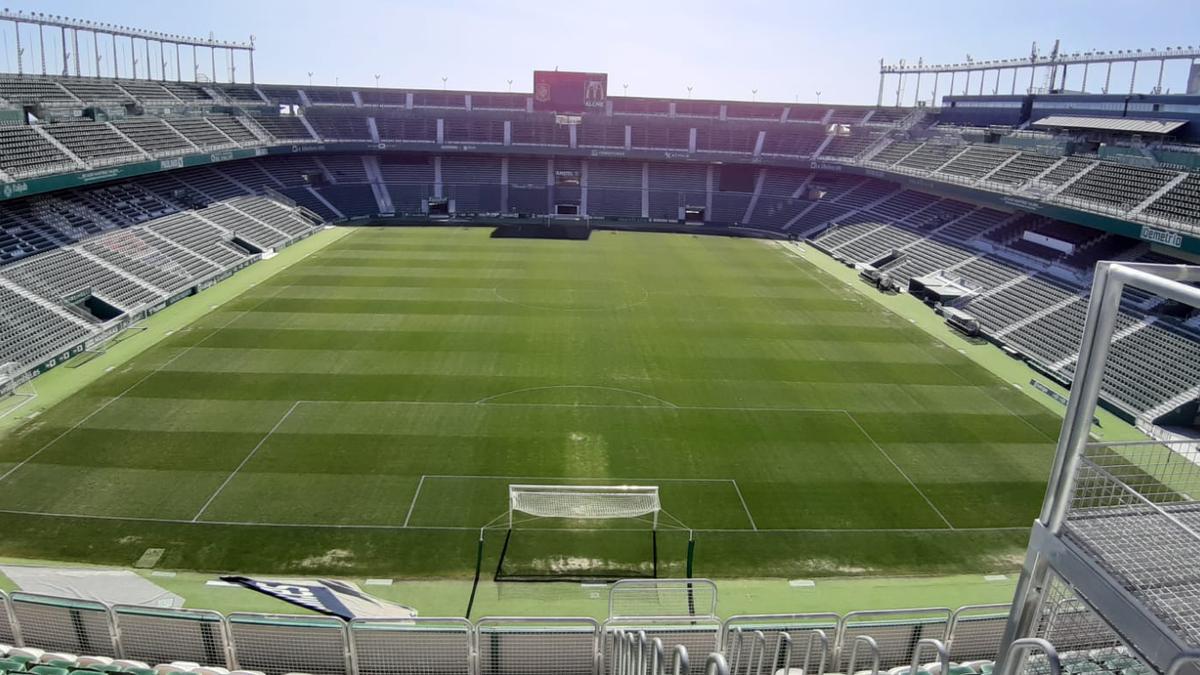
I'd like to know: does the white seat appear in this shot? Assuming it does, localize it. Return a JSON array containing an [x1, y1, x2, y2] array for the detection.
[[229, 671, 266, 675], [113, 660, 151, 671], [155, 663, 201, 675], [77, 657, 115, 668], [774, 669, 805, 675], [193, 668, 230, 675], [9, 648, 46, 662], [0, 645, 10, 657], [40, 653, 78, 665]]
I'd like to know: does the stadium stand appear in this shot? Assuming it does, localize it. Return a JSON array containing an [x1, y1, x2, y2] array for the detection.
[[0, 70, 1196, 427]]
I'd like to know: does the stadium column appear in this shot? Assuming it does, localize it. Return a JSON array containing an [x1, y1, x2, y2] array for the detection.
[[13, 20, 21, 75], [1157, 59, 1165, 93], [641, 163, 649, 219], [545, 158, 554, 215], [60, 26, 67, 77], [499, 157, 509, 213], [1104, 61, 1112, 94], [876, 69, 885, 107], [705, 165, 714, 218], [913, 71, 921, 106], [72, 27, 80, 77], [1129, 61, 1138, 94], [580, 161, 588, 217], [931, 73, 939, 107]]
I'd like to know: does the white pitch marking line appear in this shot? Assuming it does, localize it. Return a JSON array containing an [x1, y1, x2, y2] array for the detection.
[[475, 385, 679, 408], [0, 285, 292, 486], [420, 473, 735, 483], [730, 479, 758, 531], [841, 410, 955, 530], [0, 506, 1031, 533], [191, 400, 305, 522], [403, 475, 426, 527]]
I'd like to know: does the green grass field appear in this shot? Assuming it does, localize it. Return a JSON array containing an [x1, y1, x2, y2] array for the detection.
[[0, 227, 1063, 581]]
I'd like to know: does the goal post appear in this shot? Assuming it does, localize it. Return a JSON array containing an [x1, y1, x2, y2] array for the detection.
[[466, 483, 692, 598]]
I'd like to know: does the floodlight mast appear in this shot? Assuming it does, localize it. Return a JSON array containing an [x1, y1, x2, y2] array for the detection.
[[0, 9, 256, 83], [878, 41, 1200, 106]]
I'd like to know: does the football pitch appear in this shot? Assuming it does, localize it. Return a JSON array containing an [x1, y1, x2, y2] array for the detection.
[[0, 227, 1062, 579]]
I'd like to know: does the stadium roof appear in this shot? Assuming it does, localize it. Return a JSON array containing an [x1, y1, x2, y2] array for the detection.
[[1031, 115, 1188, 135]]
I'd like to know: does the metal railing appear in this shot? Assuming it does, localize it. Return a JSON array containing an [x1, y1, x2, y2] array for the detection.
[[0, 588, 1026, 675]]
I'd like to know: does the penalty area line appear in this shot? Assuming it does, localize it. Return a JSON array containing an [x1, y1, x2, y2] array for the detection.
[[403, 475, 426, 528], [191, 400, 306, 523], [730, 479, 758, 531]]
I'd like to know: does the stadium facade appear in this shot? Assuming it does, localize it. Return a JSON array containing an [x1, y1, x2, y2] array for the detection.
[[0, 11, 1199, 675]]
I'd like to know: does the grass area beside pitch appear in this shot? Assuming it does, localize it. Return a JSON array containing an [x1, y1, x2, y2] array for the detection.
[[0, 227, 1065, 580]]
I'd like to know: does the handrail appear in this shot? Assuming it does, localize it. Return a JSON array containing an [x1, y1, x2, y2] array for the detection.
[[706, 653, 730, 675], [997, 638, 1061, 675], [847, 635, 881, 675], [910, 639, 950, 675]]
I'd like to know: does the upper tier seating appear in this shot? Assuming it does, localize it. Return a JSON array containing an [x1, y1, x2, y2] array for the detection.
[[251, 116, 314, 141], [43, 122, 140, 163], [306, 112, 372, 141], [1059, 163, 1176, 211], [112, 118, 192, 154], [0, 75, 77, 105], [164, 118, 237, 149], [0, 127, 78, 177], [1140, 174, 1200, 224], [936, 146, 1016, 180], [985, 152, 1058, 186]]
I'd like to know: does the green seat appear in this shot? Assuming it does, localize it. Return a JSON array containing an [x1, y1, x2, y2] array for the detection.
[[949, 667, 977, 675], [121, 669, 156, 675], [80, 668, 120, 674], [979, 664, 995, 675], [0, 660, 26, 672], [7, 658, 34, 667], [29, 666, 70, 675], [44, 663, 75, 670]]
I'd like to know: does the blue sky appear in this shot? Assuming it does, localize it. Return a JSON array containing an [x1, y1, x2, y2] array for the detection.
[[6, 0, 1200, 104]]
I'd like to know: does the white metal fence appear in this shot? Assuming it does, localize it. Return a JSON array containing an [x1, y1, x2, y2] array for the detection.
[[0, 587, 1024, 675]]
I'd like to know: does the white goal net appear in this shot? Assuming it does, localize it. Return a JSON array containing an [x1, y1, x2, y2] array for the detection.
[[507, 484, 660, 525]]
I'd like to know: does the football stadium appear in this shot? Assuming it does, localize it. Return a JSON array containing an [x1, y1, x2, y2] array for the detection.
[[0, 4, 1198, 675]]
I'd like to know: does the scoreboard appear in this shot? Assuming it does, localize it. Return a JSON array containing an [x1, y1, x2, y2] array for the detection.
[[533, 70, 608, 113]]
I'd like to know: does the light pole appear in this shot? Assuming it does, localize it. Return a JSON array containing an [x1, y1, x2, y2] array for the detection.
[[442, 75, 448, 90], [751, 88, 757, 102], [374, 73, 380, 105], [623, 83, 629, 97], [686, 85, 693, 98], [507, 79, 513, 92], [815, 90, 821, 104], [307, 71, 313, 87]]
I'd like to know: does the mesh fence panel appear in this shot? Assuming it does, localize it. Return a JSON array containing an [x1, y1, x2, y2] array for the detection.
[[349, 618, 473, 675], [227, 613, 349, 675], [720, 615, 838, 674], [947, 605, 1011, 662], [113, 605, 229, 667], [604, 620, 721, 675], [0, 591, 16, 646], [9, 593, 116, 656], [1064, 441, 1200, 646], [609, 580, 718, 620], [835, 609, 951, 671], [1028, 574, 1153, 675], [476, 618, 599, 675]]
